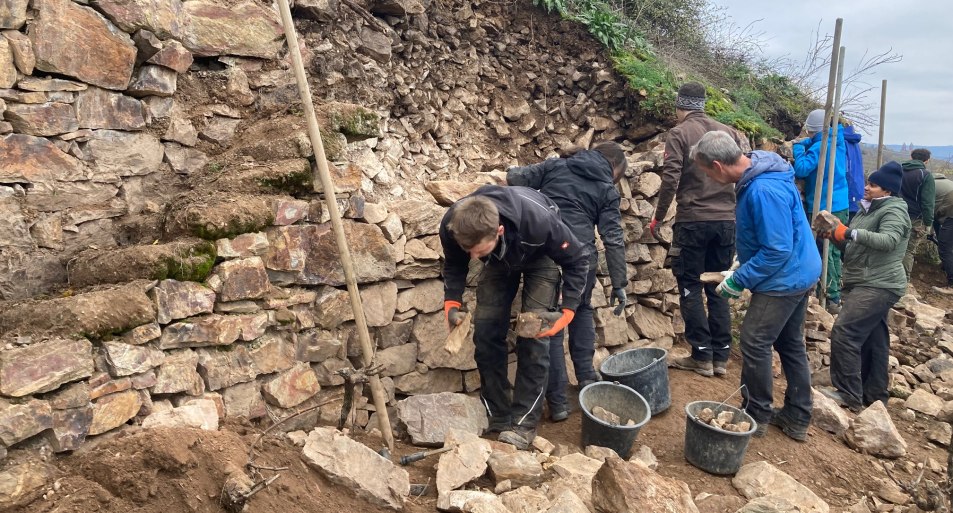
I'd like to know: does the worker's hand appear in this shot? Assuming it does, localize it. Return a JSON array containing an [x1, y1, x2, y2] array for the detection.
[[444, 300, 464, 327], [535, 309, 574, 338], [609, 287, 627, 316], [821, 219, 851, 243], [715, 271, 743, 300], [648, 218, 659, 240]]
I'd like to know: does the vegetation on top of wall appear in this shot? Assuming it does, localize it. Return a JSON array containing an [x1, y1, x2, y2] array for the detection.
[[532, 0, 819, 140]]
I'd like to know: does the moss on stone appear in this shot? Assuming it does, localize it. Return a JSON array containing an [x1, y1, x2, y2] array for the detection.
[[163, 241, 217, 282], [327, 104, 381, 140], [256, 167, 313, 196]]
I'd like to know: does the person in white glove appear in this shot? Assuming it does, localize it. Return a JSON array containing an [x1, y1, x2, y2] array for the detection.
[[692, 131, 821, 442]]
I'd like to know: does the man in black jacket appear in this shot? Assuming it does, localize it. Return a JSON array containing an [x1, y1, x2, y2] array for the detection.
[[507, 142, 629, 421], [440, 185, 590, 449]]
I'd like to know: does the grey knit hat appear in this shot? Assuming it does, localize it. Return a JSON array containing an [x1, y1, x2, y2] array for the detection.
[[804, 109, 825, 132]]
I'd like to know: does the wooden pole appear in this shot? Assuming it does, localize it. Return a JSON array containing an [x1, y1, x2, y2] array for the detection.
[[819, 46, 846, 307], [276, 0, 395, 451], [877, 80, 888, 168], [811, 18, 843, 226]]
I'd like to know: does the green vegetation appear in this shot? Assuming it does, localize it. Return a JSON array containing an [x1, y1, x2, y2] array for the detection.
[[161, 241, 218, 282], [532, 0, 818, 139]]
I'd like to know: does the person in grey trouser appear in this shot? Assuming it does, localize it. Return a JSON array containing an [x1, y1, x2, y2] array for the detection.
[[691, 131, 821, 441], [817, 162, 911, 411], [931, 173, 953, 293]]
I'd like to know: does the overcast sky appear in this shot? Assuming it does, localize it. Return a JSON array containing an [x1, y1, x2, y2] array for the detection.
[[710, 0, 953, 146]]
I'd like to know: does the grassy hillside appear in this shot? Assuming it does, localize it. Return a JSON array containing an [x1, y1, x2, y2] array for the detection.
[[532, 0, 819, 142]]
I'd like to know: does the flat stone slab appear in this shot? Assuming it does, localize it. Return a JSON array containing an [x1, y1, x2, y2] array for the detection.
[[396, 392, 488, 446]]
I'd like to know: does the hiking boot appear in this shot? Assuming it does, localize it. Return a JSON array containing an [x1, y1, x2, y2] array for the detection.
[[578, 379, 597, 389], [752, 421, 767, 438], [713, 360, 728, 377], [817, 387, 862, 413], [549, 403, 569, 422], [769, 409, 808, 442], [670, 356, 714, 377], [825, 300, 841, 315], [498, 426, 536, 450]]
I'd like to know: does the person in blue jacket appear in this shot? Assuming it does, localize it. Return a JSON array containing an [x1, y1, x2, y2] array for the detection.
[[841, 122, 866, 221], [692, 131, 822, 442], [793, 109, 848, 309]]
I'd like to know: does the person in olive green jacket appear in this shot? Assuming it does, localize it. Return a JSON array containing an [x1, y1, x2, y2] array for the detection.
[[932, 173, 953, 293], [815, 161, 911, 412]]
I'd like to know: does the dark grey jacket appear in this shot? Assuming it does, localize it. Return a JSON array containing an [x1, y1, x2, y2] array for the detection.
[[439, 185, 590, 311], [506, 150, 627, 290]]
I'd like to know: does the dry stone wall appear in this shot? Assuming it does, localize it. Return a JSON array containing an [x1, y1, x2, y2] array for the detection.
[[0, 0, 685, 460]]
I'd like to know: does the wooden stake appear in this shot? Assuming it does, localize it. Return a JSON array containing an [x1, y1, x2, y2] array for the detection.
[[819, 46, 846, 306], [275, 0, 395, 451], [877, 80, 888, 169], [810, 19, 843, 226]]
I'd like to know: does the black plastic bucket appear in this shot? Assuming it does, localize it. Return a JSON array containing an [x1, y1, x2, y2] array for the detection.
[[578, 382, 651, 458], [600, 347, 671, 415], [684, 400, 757, 475]]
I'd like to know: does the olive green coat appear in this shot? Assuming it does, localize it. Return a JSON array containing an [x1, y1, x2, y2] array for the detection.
[[842, 196, 911, 297]]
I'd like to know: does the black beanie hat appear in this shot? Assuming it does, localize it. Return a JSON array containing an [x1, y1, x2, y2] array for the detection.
[[868, 161, 903, 196]]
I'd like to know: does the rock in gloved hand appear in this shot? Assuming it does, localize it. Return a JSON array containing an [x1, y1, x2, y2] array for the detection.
[[515, 310, 563, 338]]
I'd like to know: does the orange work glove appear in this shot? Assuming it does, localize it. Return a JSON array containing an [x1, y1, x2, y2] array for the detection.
[[535, 309, 575, 338], [444, 300, 463, 327], [824, 220, 851, 243]]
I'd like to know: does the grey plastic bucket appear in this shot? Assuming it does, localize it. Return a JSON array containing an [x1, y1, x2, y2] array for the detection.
[[600, 347, 671, 415], [683, 400, 757, 475], [578, 381, 651, 458]]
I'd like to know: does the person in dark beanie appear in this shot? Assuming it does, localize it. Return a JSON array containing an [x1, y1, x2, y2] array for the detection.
[[900, 148, 937, 281], [650, 81, 751, 378], [816, 161, 911, 412], [507, 142, 629, 422]]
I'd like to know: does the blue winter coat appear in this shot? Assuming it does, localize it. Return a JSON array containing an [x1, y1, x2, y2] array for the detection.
[[733, 151, 822, 295], [842, 124, 865, 213], [793, 128, 849, 213]]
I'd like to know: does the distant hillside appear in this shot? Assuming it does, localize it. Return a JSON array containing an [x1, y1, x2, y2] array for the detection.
[[883, 144, 953, 161], [861, 143, 953, 174]]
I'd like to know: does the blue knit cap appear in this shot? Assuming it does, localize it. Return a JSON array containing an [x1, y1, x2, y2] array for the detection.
[[868, 161, 903, 195]]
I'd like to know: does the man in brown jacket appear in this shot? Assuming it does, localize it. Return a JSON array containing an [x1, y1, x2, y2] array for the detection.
[[649, 82, 750, 377]]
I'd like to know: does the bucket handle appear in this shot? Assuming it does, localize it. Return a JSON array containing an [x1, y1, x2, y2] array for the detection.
[[694, 384, 747, 423]]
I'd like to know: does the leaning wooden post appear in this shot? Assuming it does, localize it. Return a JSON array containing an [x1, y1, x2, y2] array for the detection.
[[811, 18, 843, 227], [276, 0, 395, 451], [819, 46, 846, 307], [877, 80, 888, 168]]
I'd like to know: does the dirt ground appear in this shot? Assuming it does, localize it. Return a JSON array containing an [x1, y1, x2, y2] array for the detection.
[[9, 264, 950, 513]]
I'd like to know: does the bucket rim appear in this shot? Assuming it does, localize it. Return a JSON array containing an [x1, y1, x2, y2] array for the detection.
[[600, 347, 669, 377], [684, 400, 757, 437], [579, 381, 651, 430]]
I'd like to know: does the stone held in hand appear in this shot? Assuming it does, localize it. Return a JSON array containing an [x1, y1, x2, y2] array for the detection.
[[515, 311, 562, 338], [812, 210, 841, 233], [700, 272, 725, 284], [444, 311, 471, 355]]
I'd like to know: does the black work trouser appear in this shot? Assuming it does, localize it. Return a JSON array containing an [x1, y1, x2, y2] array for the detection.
[[474, 256, 560, 430], [936, 218, 953, 286], [546, 257, 599, 408], [671, 221, 735, 363], [829, 286, 899, 409]]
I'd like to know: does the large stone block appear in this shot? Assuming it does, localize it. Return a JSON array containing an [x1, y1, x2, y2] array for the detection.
[[302, 426, 410, 510], [395, 278, 443, 313], [376, 343, 418, 378], [30, 0, 136, 90], [103, 342, 165, 377], [845, 401, 907, 458], [413, 312, 477, 371], [164, 193, 273, 240], [141, 398, 218, 430], [296, 328, 346, 362], [147, 39, 193, 73], [127, 65, 177, 97], [627, 304, 674, 339], [85, 130, 162, 178], [215, 256, 270, 302], [88, 390, 142, 435], [158, 314, 243, 349], [0, 0, 28, 29], [247, 332, 294, 375], [0, 399, 52, 446], [222, 380, 266, 419], [4, 102, 78, 136], [0, 462, 53, 509], [396, 392, 488, 446], [0, 133, 87, 185], [388, 200, 445, 239], [265, 222, 396, 286], [360, 281, 398, 327], [74, 87, 145, 130], [732, 460, 829, 513], [151, 349, 203, 395], [261, 362, 320, 408], [181, 1, 283, 59], [197, 344, 258, 393], [0, 338, 93, 397], [593, 455, 699, 513], [0, 37, 14, 88], [393, 368, 463, 395], [153, 279, 216, 325], [46, 405, 92, 452]]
